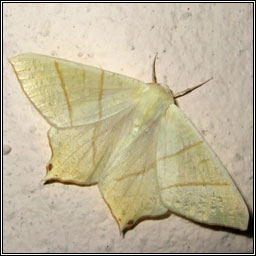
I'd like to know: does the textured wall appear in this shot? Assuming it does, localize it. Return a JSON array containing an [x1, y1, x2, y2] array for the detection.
[[3, 3, 253, 253]]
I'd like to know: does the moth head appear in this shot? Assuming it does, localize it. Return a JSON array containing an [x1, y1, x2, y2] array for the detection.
[[158, 83, 173, 95], [146, 82, 175, 105], [158, 83, 177, 105]]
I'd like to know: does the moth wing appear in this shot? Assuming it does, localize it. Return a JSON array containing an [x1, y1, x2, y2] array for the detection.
[[98, 111, 168, 232], [157, 104, 249, 231], [10, 53, 144, 128], [43, 107, 134, 185], [44, 101, 168, 232]]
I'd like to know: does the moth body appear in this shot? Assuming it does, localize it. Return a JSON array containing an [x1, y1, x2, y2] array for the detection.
[[10, 53, 249, 233]]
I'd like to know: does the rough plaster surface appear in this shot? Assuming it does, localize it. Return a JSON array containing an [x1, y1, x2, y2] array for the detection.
[[3, 3, 253, 253]]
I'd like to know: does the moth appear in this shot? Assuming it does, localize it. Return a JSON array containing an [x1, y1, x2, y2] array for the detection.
[[10, 53, 249, 233]]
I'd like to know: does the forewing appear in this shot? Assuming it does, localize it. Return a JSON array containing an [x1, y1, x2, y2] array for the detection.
[[10, 53, 144, 128]]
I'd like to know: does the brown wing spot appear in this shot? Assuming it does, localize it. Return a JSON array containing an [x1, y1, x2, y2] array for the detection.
[[158, 141, 204, 161], [46, 163, 53, 173], [127, 220, 134, 225], [54, 61, 73, 126], [161, 182, 230, 190]]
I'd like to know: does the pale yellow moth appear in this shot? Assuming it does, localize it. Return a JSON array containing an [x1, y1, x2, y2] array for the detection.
[[10, 53, 249, 233]]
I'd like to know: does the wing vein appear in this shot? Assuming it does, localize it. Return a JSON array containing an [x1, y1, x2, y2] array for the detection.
[[158, 141, 204, 161], [161, 182, 230, 190], [54, 61, 73, 126]]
